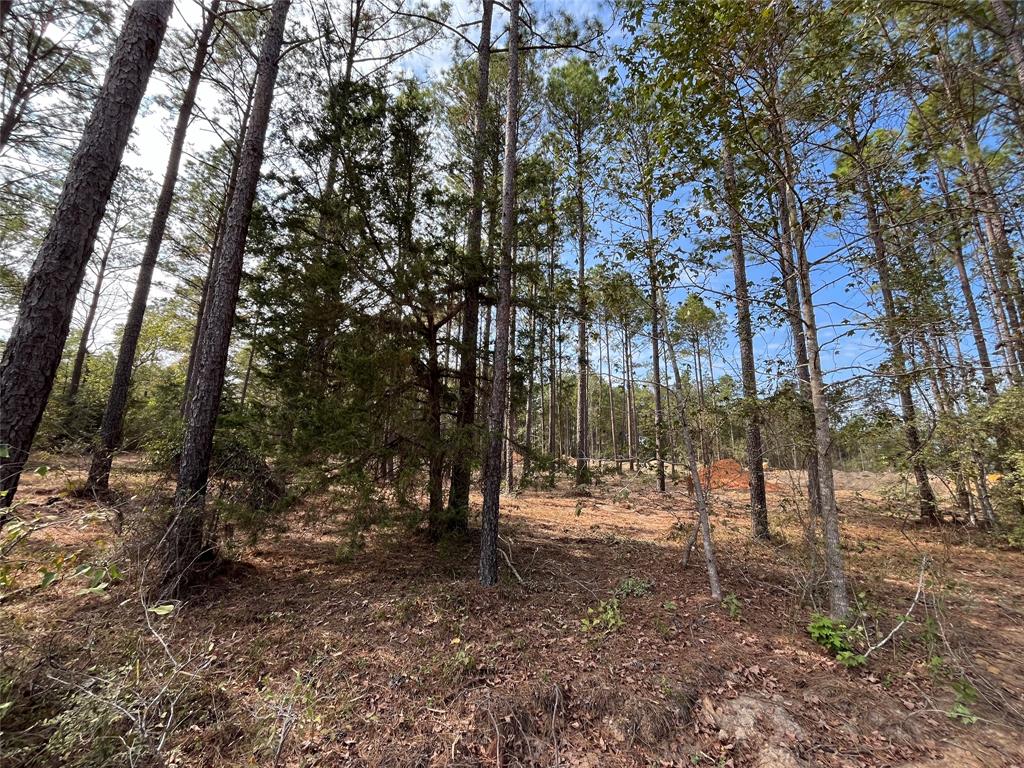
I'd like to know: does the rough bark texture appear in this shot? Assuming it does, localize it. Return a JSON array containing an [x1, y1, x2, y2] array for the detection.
[[574, 150, 590, 486], [855, 158, 939, 524], [0, 0, 171, 510], [776, 181, 823, 521], [159, 0, 290, 596], [88, 0, 220, 491], [788, 175, 850, 618], [990, 0, 1024, 108], [646, 200, 666, 493], [446, 0, 493, 529], [479, 0, 520, 588], [722, 138, 769, 539]]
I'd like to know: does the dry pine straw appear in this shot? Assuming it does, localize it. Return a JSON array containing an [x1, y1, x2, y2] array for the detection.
[[2, 457, 1024, 767]]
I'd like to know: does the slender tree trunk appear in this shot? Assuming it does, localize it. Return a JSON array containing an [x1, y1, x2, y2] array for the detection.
[[776, 183, 823, 522], [239, 343, 255, 406], [624, 324, 638, 471], [722, 138, 769, 538], [523, 281, 537, 480], [159, 0, 289, 596], [88, 0, 220, 490], [547, 242, 558, 459], [505, 279, 518, 493], [0, 0, 171, 510], [604, 320, 619, 471], [990, 0, 1024, 108], [575, 144, 589, 486], [427, 321, 445, 524], [935, 166, 998, 401], [647, 200, 666, 492], [447, 0, 494, 528], [479, 0, 520, 587], [67, 221, 116, 406], [787, 170, 850, 618], [664, 314, 722, 599], [184, 72, 258, 411], [853, 148, 939, 523]]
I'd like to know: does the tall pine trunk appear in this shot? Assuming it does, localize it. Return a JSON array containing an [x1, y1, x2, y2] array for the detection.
[[851, 139, 939, 523], [88, 0, 220, 490], [787, 170, 850, 618], [574, 143, 590, 486], [159, 0, 289, 596], [722, 138, 769, 538], [479, 0, 520, 587], [647, 200, 666, 492], [446, 0, 494, 529], [0, 0, 171, 510]]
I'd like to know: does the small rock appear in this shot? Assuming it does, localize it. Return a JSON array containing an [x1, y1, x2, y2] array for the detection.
[[713, 695, 805, 745]]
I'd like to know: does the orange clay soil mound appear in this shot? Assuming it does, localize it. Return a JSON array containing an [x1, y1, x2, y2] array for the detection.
[[704, 458, 781, 492]]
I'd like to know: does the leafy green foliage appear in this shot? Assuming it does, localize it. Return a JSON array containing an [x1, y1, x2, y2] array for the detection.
[[807, 614, 866, 668], [581, 598, 624, 634]]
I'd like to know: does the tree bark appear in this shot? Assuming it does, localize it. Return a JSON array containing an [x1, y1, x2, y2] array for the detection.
[[159, 0, 289, 596], [990, 0, 1024, 108], [722, 138, 769, 538], [479, 0, 520, 587], [446, 0, 494, 528], [0, 0, 171, 510], [88, 0, 220, 490], [663, 312, 722, 598], [787, 172, 850, 618], [647, 199, 666, 492], [574, 138, 590, 486], [852, 141, 940, 523], [604, 319, 619, 471]]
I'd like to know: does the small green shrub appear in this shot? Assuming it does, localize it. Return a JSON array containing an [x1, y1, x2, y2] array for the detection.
[[581, 598, 623, 634], [807, 614, 866, 668], [616, 576, 653, 597], [722, 593, 742, 620]]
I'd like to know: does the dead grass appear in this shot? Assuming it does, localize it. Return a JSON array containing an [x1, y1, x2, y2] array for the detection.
[[1, 455, 1023, 766]]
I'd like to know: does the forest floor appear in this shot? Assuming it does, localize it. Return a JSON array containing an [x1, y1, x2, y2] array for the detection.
[[3, 455, 1024, 767]]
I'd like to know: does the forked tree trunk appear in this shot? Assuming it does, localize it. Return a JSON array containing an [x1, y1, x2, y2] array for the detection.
[[0, 0, 171, 511], [159, 0, 290, 596], [447, 0, 494, 528], [88, 0, 220, 490], [479, 0, 520, 587], [722, 137, 769, 539]]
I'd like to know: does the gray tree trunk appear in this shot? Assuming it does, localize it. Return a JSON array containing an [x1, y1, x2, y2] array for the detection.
[[88, 0, 220, 490], [722, 137, 769, 539], [647, 200, 666, 492], [574, 144, 590, 486], [159, 0, 290, 596], [0, 0, 171, 510], [479, 0, 520, 587], [852, 140, 939, 523], [446, 0, 494, 529]]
